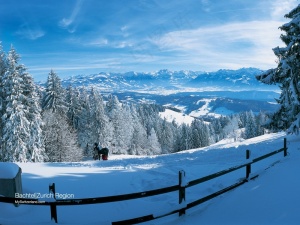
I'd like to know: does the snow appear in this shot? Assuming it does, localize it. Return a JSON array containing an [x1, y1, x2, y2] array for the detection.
[[189, 98, 235, 118], [189, 98, 214, 117], [0, 162, 20, 179], [159, 109, 194, 125], [1, 132, 300, 224], [189, 98, 230, 118]]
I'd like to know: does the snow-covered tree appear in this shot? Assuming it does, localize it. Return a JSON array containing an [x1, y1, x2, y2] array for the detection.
[[223, 115, 241, 141], [244, 111, 257, 139], [1, 46, 46, 162], [89, 88, 112, 148], [0, 47, 23, 161], [77, 87, 93, 155], [147, 127, 162, 154], [159, 118, 175, 153], [43, 110, 82, 162], [256, 111, 268, 136], [42, 70, 82, 162], [42, 69, 66, 113], [106, 95, 131, 154], [192, 119, 210, 148], [66, 85, 81, 129], [0, 43, 6, 161], [256, 4, 300, 133], [20, 59, 46, 162], [211, 119, 224, 142], [128, 104, 148, 155]]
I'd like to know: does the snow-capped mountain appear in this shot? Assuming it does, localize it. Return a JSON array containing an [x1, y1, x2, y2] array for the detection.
[[60, 68, 272, 92], [188, 68, 269, 90], [56, 68, 280, 117]]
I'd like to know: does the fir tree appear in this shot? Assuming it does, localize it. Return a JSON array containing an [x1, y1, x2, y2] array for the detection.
[[2, 47, 31, 162], [256, 111, 268, 136], [106, 95, 131, 154], [256, 4, 300, 133], [43, 111, 82, 162], [0, 43, 6, 161], [129, 104, 148, 154], [20, 59, 46, 162], [42, 70, 82, 162], [66, 85, 81, 129], [244, 111, 257, 139], [148, 128, 162, 154], [77, 87, 93, 155], [223, 115, 241, 141], [160, 118, 175, 153], [42, 69, 66, 113], [89, 88, 111, 148]]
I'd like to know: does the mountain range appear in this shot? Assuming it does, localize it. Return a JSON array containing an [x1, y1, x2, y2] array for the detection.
[[60, 67, 276, 92], [57, 67, 279, 118]]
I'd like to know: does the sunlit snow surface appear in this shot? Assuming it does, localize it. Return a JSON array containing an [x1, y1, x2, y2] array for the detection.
[[1, 132, 300, 224]]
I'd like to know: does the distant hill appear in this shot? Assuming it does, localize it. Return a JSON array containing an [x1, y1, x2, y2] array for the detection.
[[59, 68, 276, 92], [188, 68, 268, 90], [38, 68, 280, 117]]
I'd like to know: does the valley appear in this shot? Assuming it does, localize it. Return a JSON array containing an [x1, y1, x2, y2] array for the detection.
[[59, 68, 280, 118], [113, 90, 279, 117]]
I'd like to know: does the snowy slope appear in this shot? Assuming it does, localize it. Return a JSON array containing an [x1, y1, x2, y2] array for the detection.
[[159, 109, 194, 125], [0, 132, 299, 224]]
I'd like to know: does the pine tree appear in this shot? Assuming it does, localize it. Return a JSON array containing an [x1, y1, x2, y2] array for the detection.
[[42, 69, 66, 113], [106, 95, 131, 154], [211, 119, 224, 142], [244, 111, 257, 139], [256, 4, 300, 133], [89, 88, 112, 149], [20, 59, 46, 162], [223, 115, 241, 141], [1, 47, 31, 162], [43, 110, 82, 162], [77, 87, 93, 155], [256, 111, 268, 136], [66, 85, 81, 129], [128, 104, 148, 155], [0, 43, 6, 161], [148, 128, 162, 154], [160, 118, 175, 153], [42, 70, 82, 162]]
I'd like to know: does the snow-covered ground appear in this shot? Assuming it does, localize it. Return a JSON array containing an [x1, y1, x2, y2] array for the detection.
[[159, 109, 194, 125], [1, 132, 299, 225], [189, 98, 234, 118]]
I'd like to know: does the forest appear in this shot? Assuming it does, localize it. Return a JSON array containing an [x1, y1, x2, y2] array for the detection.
[[0, 44, 271, 162]]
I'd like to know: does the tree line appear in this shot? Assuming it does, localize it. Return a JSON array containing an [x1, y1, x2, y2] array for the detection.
[[0, 44, 273, 162], [2, 3, 299, 162]]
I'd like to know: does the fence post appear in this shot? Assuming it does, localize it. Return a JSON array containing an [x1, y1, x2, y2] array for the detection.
[[284, 138, 287, 157], [246, 150, 251, 179], [49, 183, 58, 223], [179, 170, 186, 216]]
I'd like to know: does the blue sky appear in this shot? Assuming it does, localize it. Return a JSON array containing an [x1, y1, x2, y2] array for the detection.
[[0, 0, 298, 81]]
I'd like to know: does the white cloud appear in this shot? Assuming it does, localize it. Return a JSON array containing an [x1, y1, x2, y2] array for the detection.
[[151, 20, 286, 70], [16, 26, 45, 40], [86, 38, 133, 49], [59, 0, 83, 32], [270, 0, 298, 19], [87, 38, 109, 47]]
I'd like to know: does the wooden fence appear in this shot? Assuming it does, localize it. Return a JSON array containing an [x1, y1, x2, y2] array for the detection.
[[0, 138, 288, 224]]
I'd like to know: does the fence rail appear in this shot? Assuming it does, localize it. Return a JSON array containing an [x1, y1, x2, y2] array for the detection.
[[0, 138, 288, 224]]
